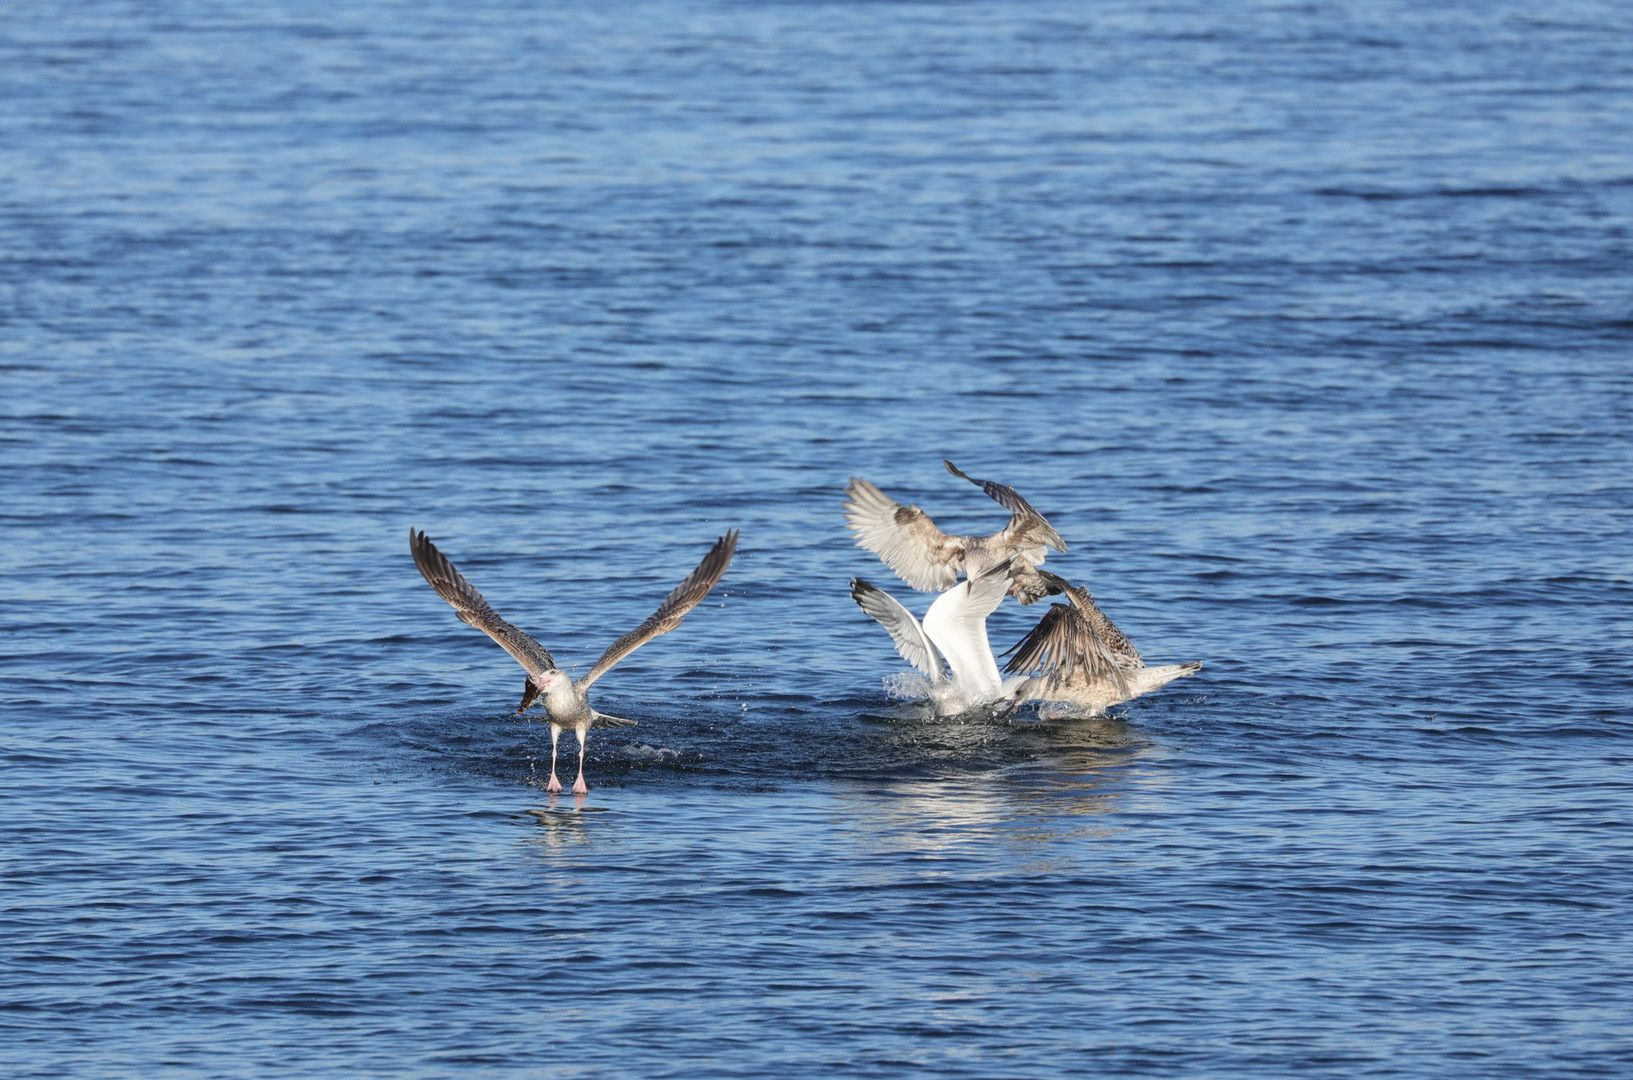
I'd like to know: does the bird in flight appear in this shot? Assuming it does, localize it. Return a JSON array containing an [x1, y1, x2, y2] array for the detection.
[[843, 460, 1067, 605], [410, 528, 738, 794]]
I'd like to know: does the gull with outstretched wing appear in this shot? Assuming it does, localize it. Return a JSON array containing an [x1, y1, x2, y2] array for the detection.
[[410, 528, 738, 794], [842, 460, 1067, 604]]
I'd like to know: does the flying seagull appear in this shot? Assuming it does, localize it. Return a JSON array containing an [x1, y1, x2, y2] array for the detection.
[[1002, 570, 1201, 716], [850, 558, 1020, 714], [410, 528, 739, 794], [842, 460, 1066, 604]]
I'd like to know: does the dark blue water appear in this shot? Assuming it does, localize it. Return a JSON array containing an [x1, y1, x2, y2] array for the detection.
[[4, 1, 1632, 1076]]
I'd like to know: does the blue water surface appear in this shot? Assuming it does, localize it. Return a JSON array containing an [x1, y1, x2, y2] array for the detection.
[[3, 1, 1632, 1076]]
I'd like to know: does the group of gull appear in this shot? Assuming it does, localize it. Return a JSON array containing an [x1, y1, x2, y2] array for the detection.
[[407, 462, 1199, 792], [845, 461, 1202, 720]]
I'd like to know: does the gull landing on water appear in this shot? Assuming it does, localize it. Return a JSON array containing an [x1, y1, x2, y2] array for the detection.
[[850, 558, 1024, 715], [410, 528, 738, 794], [1002, 570, 1201, 717], [842, 460, 1067, 605]]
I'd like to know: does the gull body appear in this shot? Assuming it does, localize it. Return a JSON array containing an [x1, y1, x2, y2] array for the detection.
[[842, 460, 1066, 605], [851, 558, 1023, 714], [410, 528, 738, 794], [1003, 570, 1201, 716]]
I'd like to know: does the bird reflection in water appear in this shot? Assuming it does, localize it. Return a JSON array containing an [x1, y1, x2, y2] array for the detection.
[[522, 794, 606, 852], [829, 711, 1162, 874]]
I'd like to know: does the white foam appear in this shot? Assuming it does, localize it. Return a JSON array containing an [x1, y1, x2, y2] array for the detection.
[[882, 671, 931, 701]]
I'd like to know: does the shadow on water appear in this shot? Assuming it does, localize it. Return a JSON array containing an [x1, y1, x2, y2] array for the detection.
[[347, 689, 1162, 805], [493, 703, 1162, 868]]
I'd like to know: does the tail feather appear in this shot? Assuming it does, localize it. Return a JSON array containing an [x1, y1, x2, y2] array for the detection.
[[591, 711, 639, 728], [1127, 661, 1202, 696]]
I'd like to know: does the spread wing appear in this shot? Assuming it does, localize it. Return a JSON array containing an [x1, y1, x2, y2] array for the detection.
[[1002, 604, 1084, 674], [1002, 602, 1131, 699], [409, 528, 557, 675], [944, 459, 1067, 553], [843, 476, 963, 591], [575, 530, 739, 691], [921, 557, 1012, 695], [1031, 570, 1142, 667], [850, 577, 944, 681], [1057, 582, 1142, 666]]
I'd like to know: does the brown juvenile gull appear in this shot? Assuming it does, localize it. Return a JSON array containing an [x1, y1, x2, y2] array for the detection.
[[1002, 570, 1202, 716], [842, 460, 1067, 605], [410, 528, 739, 794]]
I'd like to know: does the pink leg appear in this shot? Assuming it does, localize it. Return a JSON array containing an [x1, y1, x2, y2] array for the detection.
[[546, 724, 562, 794], [572, 729, 589, 795]]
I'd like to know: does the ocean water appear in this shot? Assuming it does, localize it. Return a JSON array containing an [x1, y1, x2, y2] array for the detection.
[[3, 1, 1632, 1076]]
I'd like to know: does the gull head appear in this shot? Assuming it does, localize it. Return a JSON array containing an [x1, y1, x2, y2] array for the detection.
[[531, 670, 569, 693]]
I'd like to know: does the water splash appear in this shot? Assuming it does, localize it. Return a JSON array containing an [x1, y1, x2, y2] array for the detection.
[[882, 671, 931, 701], [881, 671, 1014, 720]]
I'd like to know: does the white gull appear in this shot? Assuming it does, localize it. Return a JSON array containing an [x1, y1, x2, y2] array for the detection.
[[850, 558, 1023, 715]]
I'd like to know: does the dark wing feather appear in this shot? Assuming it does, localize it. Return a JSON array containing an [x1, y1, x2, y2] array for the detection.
[[1059, 583, 1143, 667], [409, 528, 557, 676], [1002, 604, 1079, 675], [1003, 602, 1131, 698], [575, 530, 739, 690], [944, 460, 1067, 553]]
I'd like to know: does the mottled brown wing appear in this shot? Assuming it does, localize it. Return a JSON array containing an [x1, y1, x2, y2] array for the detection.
[[1002, 602, 1131, 698], [944, 459, 1067, 553], [409, 528, 557, 676], [1002, 604, 1078, 675], [575, 530, 739, 691], [842, 476, 963, 591], [1010, 562, 1061, 606], [1060, 582, 1143, 667]]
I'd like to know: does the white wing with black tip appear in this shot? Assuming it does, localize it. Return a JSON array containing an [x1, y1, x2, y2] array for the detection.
[[850, 577, 945, 681]]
